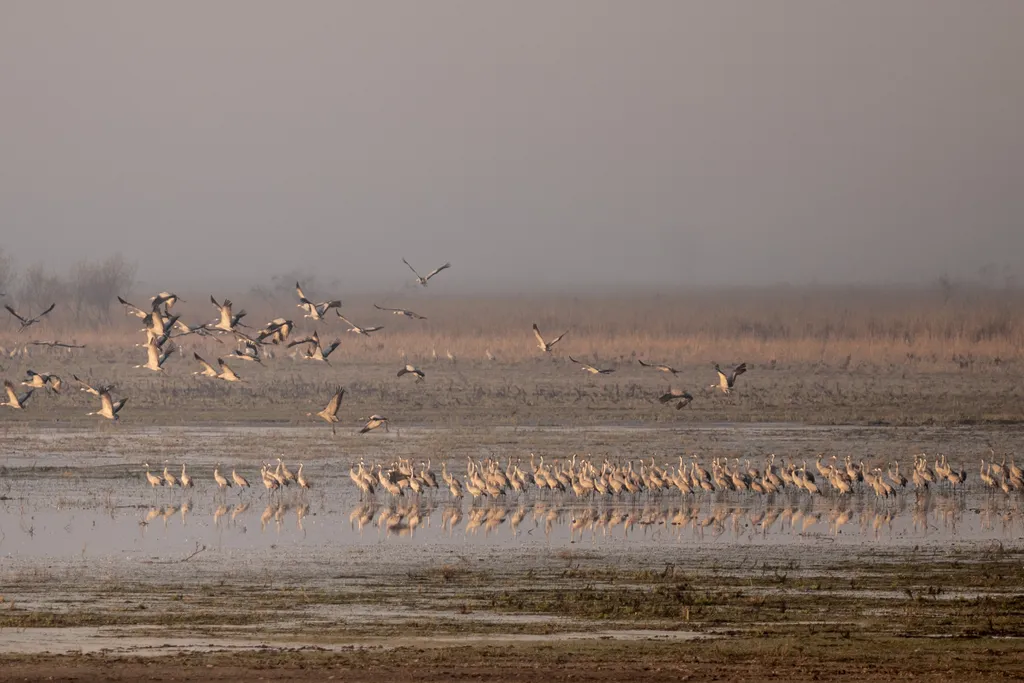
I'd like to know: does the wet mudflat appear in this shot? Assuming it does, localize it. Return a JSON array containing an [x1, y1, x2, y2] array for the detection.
[[2, 423, 1024, 682]]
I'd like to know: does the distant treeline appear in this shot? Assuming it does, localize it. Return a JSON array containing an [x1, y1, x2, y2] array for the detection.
[[0, 248, 136, 326]]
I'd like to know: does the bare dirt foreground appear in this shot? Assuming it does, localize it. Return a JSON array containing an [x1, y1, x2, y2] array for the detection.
[[3, 637, 1023, 683]]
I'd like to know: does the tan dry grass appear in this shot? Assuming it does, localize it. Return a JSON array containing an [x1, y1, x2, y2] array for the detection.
[[3, 287, 1022, 366]]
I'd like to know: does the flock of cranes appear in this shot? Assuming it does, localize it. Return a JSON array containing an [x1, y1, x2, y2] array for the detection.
[[19, 256, 1005, 512], [128, 449, 993, 528], [0, 259, 458, 427], [2, 255, 751, 434], [131, 451, 1018, 541], [344, 452, 999, 503], [143, 457, 311, 495]]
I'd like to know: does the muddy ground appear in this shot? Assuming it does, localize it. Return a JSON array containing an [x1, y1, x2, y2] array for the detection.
[[0, 343, 1022, 427], [2, 421, 1024, 681], [1, 350, 1023, 680]]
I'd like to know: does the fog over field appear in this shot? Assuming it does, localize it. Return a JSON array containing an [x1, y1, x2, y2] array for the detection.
[[2, 2, 1023, 292]]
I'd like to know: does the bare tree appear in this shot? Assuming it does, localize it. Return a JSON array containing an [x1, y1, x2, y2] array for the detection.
[[17, 263, 68, 315], [70, 253, 137, 325], [936, 274, 954, 305], [0, 247, 13, 299], [272, 271, 320, 296], [251, 270, 333, 301]]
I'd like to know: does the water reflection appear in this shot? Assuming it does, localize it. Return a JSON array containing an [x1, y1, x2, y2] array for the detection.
[[3, 488, 1021, 560], [328, 491, 1020, 543], [112, 492, 1024, 543]]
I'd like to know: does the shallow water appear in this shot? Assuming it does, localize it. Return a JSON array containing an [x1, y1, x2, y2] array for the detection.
[[1, 424, 1022, 574], [0, 489, 1019, 562], [1, 426, 1022, 660]]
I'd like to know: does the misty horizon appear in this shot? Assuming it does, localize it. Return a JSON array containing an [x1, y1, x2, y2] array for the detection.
[[2, 2, 1022, 291]]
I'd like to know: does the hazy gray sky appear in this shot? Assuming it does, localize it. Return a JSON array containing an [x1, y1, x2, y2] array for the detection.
[[2, 2, 1022, 291]]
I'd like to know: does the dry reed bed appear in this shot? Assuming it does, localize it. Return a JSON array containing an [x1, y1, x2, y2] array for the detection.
[[2, 287, 1022, 365]]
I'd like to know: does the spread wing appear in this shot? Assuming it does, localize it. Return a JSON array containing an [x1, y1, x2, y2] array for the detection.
[[72, 374, 97, 395], [730, 363, 748, 382], [117, 296, 148, 318], [233, 331, 261, 347], [37, 303, 56, 320], [193, 352, 217, 375], [151, 292, 177, 308], [362, 326, 383, 333], [548, 330, 569, 347], [424, 262, 451, 280], [4, 380, 17, 403], [172, 319, 195, 334], [640, 360, 677, 373], [211, 297, 233, 328], [716, 365, 729, 390], [532, 324, 546, 348], [4, 305, 26, 325], [160, 314, 180, 334], [324, 387, 344, 416], [217, 358, 241, 381], [100, 391, 114, 415], [568, 356, 596, 372], [402, 258, 423, 280], [295, 281, 307, 302], [374, 304, 398, 313], [322, 340, 340, 357], [243, 339, 261, 357], [335, 313, 356, 328], [72, 374, 115, 396]]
